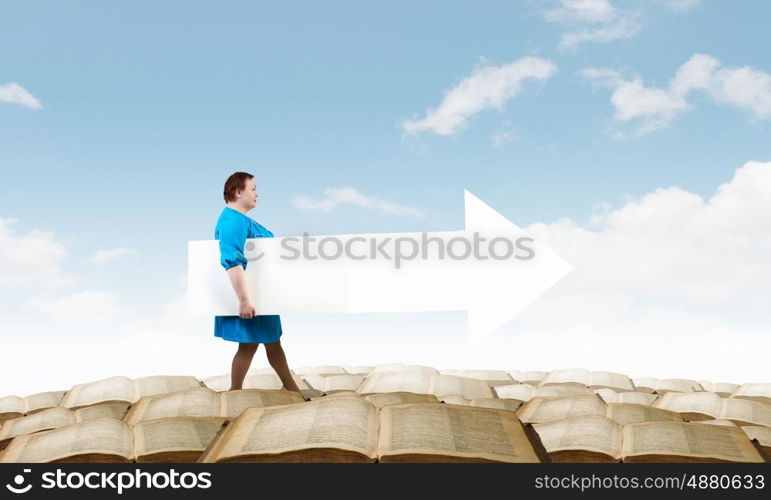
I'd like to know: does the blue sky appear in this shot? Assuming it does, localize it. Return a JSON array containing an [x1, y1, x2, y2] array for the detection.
[[2, 1, 770, 394]]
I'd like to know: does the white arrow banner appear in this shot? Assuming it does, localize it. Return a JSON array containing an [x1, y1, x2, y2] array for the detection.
[[188, 190, 573, 342]]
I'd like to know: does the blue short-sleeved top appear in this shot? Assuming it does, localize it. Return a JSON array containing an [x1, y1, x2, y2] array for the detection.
[[213, 206, 282, 344]]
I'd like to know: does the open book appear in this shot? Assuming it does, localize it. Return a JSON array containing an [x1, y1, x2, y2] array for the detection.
[[438, 369, 514, 385], [0, 403, 129, 451], [362, 392, 440, 407], [493, 383, 596, 402], [539, 368, 635, 392], [0, 391, 68, 423], [594, 388, 658, 406], [698, 381, 740, 396], [302, 374, 365, 395], [517, 395, 684, 426], [653, 391, 771, 425], [0, 416, 227, 463], [730, 383, 771, 405], [124, 387, 305, 425], [60, 375, 204, 409], [356, 370, 494, 400], [197, 395, 545, 463], [632, 377, 702, 393], [201, 372, 320, 398], [741, 426, 771, 457], [507, 370, 548, 386], [438, 395, 522, 412], [532, 414, 766, 463]]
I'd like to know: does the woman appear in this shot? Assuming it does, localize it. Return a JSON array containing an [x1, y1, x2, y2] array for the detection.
[[214, 171, 303, 397]]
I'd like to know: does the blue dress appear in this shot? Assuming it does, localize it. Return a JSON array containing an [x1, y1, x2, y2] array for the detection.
[[213, 206, 283, 344]]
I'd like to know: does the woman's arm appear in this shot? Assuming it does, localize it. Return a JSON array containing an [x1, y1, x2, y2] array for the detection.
[[218, 215, 257, 319], [226, 265, 257, 319]]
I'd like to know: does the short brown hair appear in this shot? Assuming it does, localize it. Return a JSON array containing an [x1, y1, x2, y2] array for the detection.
[[223, 172, 254, 202]]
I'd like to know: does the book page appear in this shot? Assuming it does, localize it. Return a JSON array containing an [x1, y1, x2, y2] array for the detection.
[[219, 389, 304, 419], [492, 384, 535, 401], [439, 395, 469, 406], [75, 403, 131, 422], [532, 414, 622, 459], [60, 376, 136, 409], [621, 421, 764, 462], [304, 374, 364, 394], [653, 392, 722, 418], [606, 403, 683, 426], [694, 419, 738, 427], [517, 395, 606, 424], [594, 388, 620, 403], [320, 375, 365, 393], [0, 396, 24, 416], [699, 382, 739, 396], [632, 378, 658, 392], [133, 417, 227, 457], [243, 373, 312, 392], [742, 426, 771, 449], [0, 408, 76, 440], [371, 364, 437, 375], [720, 398, 771, 426], [0, 417, 132, 463], [469, 398, 521, 412], [362, 392, 439, 407], [135, 376, 203, 398], [429, 374, 494, 400], [293, 366, 347, 375], [510, 370, 547, 385], [540, 368, 591, 388], [342, 365, 373, 375], [24, 391, 67, 413], [618, 391, 658, 406], [378, 403, 540, 463], [731, 383, 771, 403], [124, 388, 220, 425], [356, 370, 432, 395], [658, 379, 701, 393], [589, 371, 634, 391], [439, 369, 513, 384], [536, 386, 596, 398], [212, 396, 378, 461]]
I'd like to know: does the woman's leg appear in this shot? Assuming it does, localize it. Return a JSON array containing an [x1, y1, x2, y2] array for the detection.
[[264, 340, 302, 393], [230, 342, 259, 391]]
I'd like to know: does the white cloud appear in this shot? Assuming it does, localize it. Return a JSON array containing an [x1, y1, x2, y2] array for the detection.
[[400, 57, 557, 136], [521, 159, 771, 320], [292, 187, 426, 217], [558, 15, 641, 51], [0, 82, 42, 109], [582, 53, 771, 137], [544, 0, 618, 23], [542, 0, 697, 51], [491, 160, 771, 382], [0, 217, 76, 289], [89, 248, 138, 266], [24, 290, 135, 322], [541, 0, 641, 51]]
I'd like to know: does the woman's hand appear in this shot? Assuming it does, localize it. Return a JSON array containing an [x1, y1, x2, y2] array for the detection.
[[238, 299, 257, 319]]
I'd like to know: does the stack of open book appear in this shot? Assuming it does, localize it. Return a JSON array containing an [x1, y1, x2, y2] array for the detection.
[[0, 365, 768, 463]]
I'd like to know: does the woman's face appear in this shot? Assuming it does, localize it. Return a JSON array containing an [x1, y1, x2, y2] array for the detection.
[[237, 178, 258, 209]]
